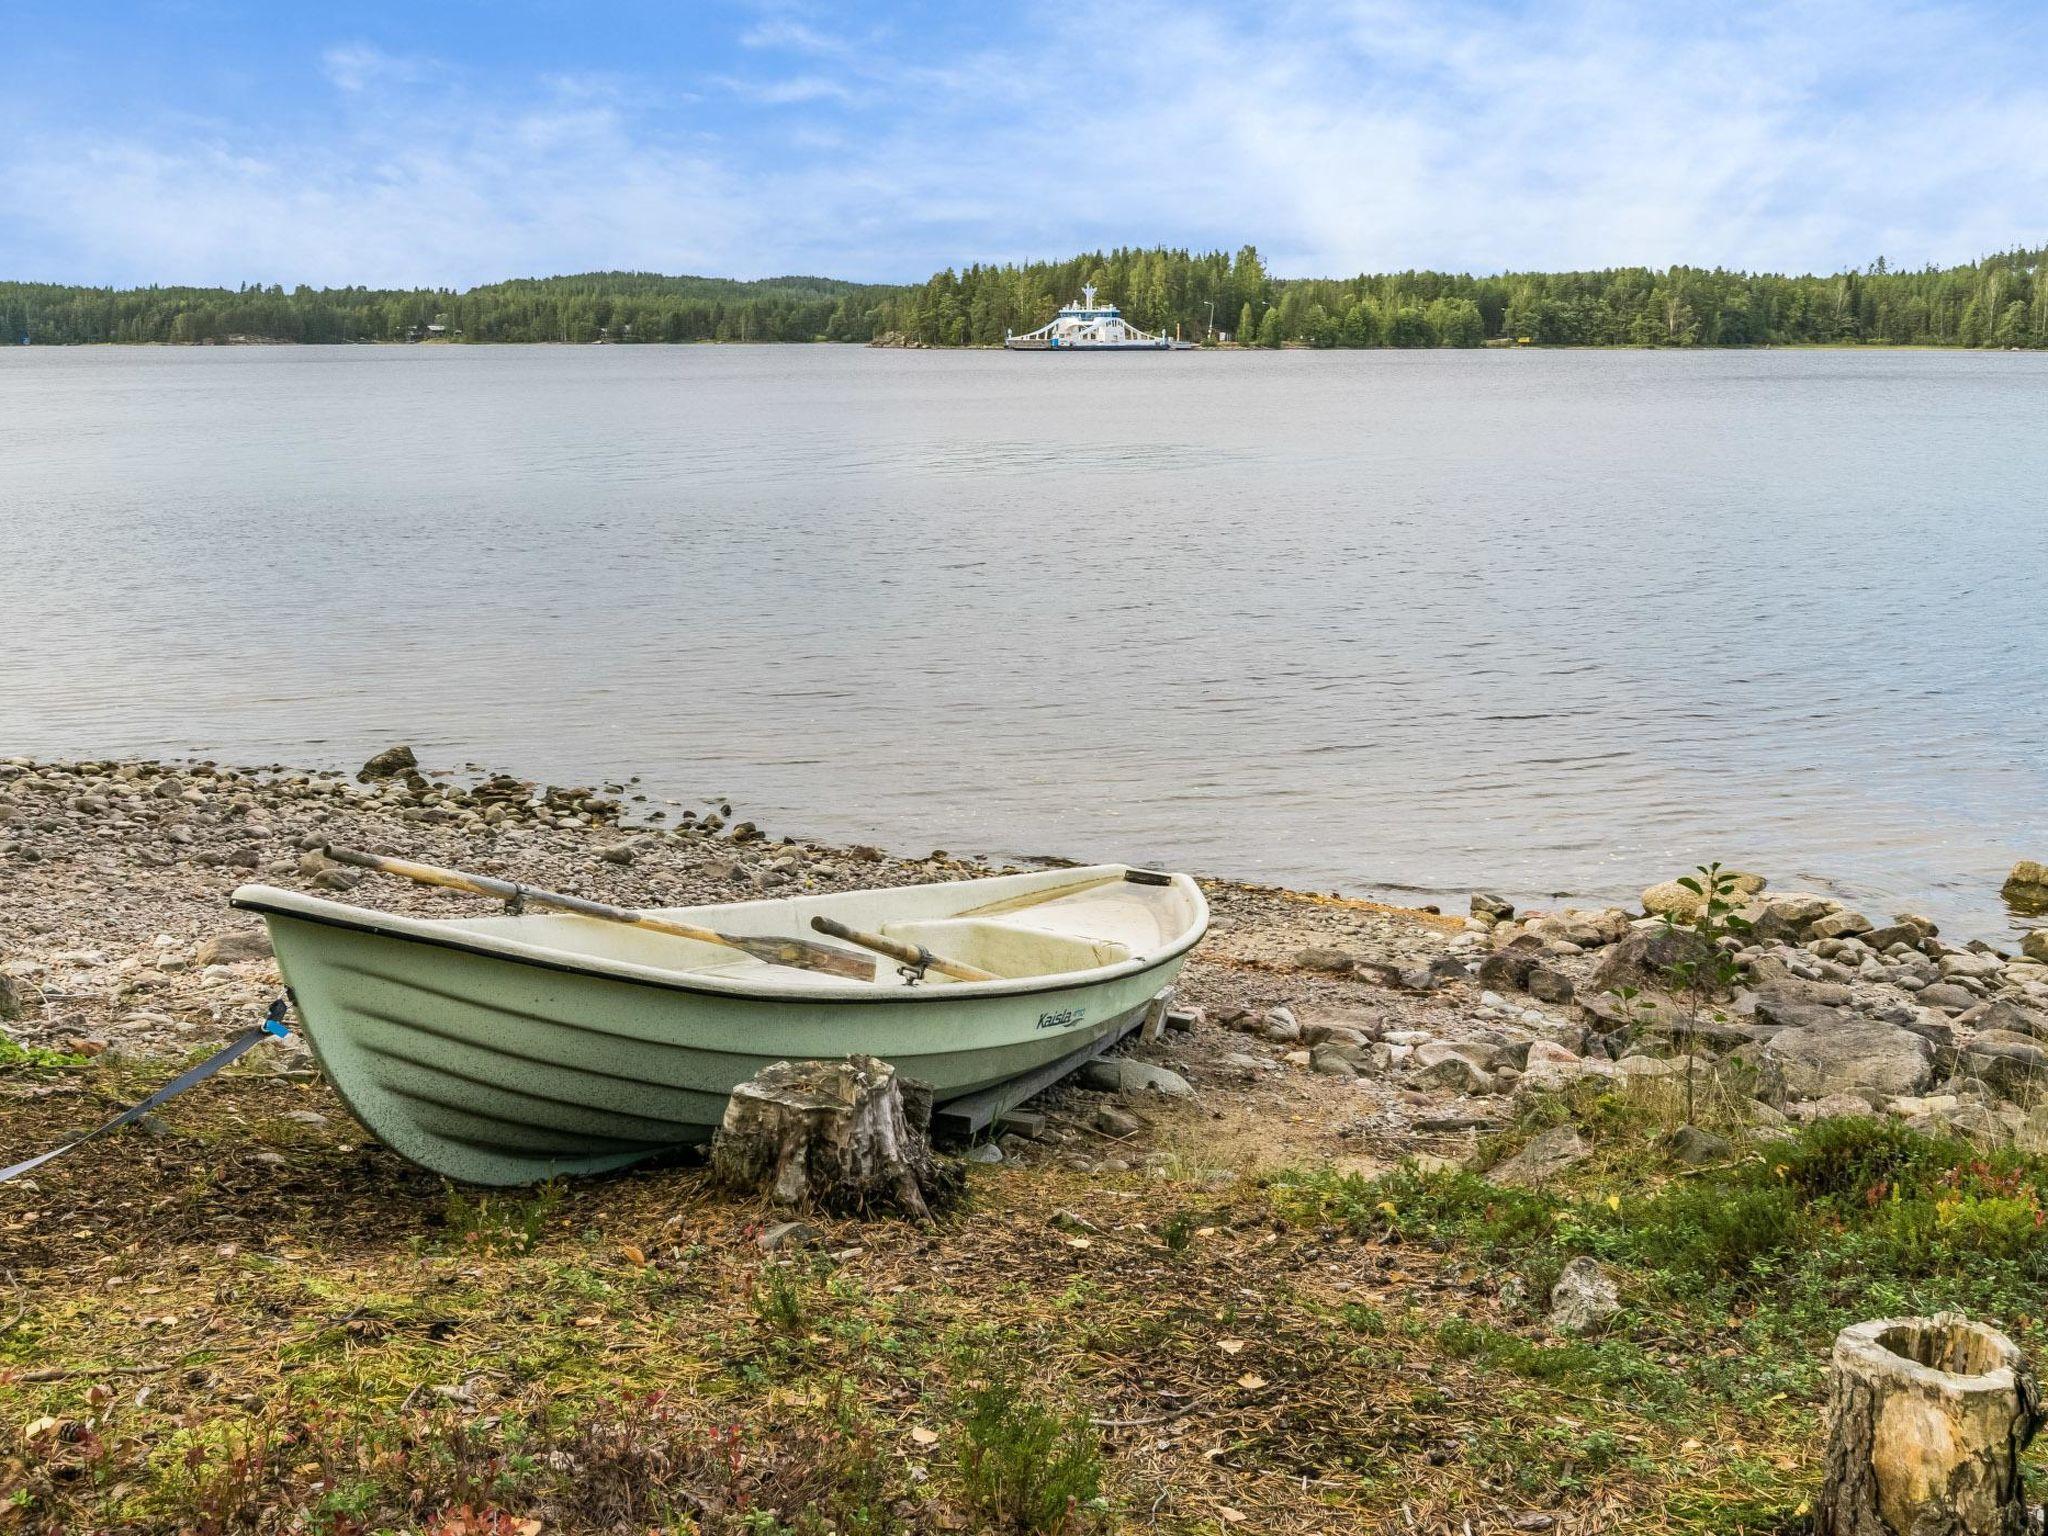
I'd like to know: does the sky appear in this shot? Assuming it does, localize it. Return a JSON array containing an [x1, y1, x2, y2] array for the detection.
[[4, 0, 2046, 288]]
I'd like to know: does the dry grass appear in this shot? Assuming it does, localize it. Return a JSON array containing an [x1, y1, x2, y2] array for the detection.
[[0, 1052, 1843, 1535]]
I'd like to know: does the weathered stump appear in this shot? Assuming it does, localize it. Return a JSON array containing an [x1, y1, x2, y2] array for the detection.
[[1818, 1313, 2041, 1536], [710, 1055, 958, 1220]]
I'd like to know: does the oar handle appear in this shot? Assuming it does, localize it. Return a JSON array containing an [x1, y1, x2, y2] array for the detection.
[[320, 845, 876, 982], [809, 915, 999, 983]]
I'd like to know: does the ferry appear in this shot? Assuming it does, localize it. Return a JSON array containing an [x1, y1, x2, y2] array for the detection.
[[1004, 286, 1195, 351]]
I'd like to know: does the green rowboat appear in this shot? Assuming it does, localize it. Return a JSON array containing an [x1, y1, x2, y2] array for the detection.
[[230, 864, 1206, 1185]]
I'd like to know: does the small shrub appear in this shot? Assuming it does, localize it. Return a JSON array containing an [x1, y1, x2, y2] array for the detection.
[[952, 1363, 1102, 1534], [439, 1182, 561, 1255]]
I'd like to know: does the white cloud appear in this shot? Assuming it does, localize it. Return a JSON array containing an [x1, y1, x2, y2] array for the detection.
[[5, 1, 2045, 286]]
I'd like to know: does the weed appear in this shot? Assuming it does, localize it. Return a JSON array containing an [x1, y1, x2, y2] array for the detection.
[[438, 1182, 561, 1256], [951, 1356, 1103, 1534]]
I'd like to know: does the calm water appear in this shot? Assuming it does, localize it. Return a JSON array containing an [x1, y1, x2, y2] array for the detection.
[[3, 345, 2045, 938]]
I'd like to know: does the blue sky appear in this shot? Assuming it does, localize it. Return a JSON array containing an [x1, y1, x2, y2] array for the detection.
[[5, 0, 2045, 287]]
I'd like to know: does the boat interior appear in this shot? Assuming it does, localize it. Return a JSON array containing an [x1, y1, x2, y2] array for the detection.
[[247, 864, 1206, 994]]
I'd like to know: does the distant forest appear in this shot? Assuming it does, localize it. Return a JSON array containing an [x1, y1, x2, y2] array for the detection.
[[5, 245, 2046, 348]]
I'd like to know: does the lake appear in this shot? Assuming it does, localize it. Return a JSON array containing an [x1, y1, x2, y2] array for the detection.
[[3, 344, 2044, 938]]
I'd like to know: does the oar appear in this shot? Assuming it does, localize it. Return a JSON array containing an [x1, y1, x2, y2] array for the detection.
[[808, 916, 999, 983], [958, 866, 1174, 918], [320, 845, 878, 982]]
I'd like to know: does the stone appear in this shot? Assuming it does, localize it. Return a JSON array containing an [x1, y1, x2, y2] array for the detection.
[[1078, 1058, 1195, 1099], [1527, 965, 1575, 1004], [1970, 999, 2048, 1043], [1586, 924, 1720, 997], [598, 842, 636, 866], [1858, 924, 1922, 954], [2002, 860, 2048, 913], [1663, 1124, 1732, 1165], [1642, 871, 1765, 922], [1309, 1044, 1360, 1078], [1471, 892, 1516, 922], [1415, 1041, 1498, 1092], [1796, 1093, 1882, 1122], [0, 970, 21, 1022], [757, 1220, 822, 1252], [1294, 946, 1354, 974], [2025, 930, 2048, 965], [1478, 948, 1540, 992], [357, 744, 419, 782], [1487, 1125, 1589, 1188], [1093, 1104, 1143, 1137], [1758, 1014, 1934, 1102], [195, 930, 272, 966], [1548, 1256, 1621, 1335], [1960, 1032, 2048, 1100], [1748, 894, 1841, 944], [1918, 982, 1980, 1013], [1940, 951, 2005, 981]]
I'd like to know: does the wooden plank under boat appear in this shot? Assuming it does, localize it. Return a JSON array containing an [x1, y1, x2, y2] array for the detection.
[[230, 864, 1207, 1186]]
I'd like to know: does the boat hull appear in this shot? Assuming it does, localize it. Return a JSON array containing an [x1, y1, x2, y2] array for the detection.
[[258, 902, 1192, 1185]]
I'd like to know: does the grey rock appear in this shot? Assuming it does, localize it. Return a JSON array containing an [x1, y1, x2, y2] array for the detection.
[[1759, 1015, 1933, 1101], [1478, 949, 1540, 992], [965, 1142, 1005, 1164], [758, 1220, 822, 1251], [1309, 1044, 1360, 1078], [1663, 1124, 1732, 1165], [1967, 999, 2048, 1043], [357, 744, 419, 782], [1586, 924, 1720, 996], [1960, 1031, 2048, 1099], [1093, 1104, 1143, 1137], [1810, 911, 1873, 940], [1078, 1058, 1195, 1099], [1918, 982, 1981, 1013], [1471, 892, 1516, 922], [1548, 1256, 1621, 1334], [598, 842, 637, 866], [1487, 1125, 1589, 1188], [1527, 965, 1575, 1004]]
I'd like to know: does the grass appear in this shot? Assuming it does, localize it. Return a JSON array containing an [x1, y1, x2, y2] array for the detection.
[[7, 1060, 2048, 1533]]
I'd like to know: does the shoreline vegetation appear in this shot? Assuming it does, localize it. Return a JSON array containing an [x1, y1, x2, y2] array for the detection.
[[6, 750, 2048, 1532], [6, 243, 2047, 350]]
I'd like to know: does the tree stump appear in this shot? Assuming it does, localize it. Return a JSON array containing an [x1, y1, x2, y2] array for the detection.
[[710, 1055, 958, 1220], [1817, 1313, 2041, 1536]]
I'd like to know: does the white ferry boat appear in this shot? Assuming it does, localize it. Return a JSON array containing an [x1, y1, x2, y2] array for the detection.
[[1004, 286, 1194, 351]]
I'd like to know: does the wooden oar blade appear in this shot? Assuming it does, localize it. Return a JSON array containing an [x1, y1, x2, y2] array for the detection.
[[723, 932, 877, 982]]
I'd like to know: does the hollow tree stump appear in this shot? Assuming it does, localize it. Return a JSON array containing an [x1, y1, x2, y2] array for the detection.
[[710, 1055, 958, 1220], [1817, 1313, 2041, 1536]]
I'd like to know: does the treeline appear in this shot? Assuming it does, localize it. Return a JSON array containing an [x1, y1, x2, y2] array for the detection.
[[0, 272, 897, 346], [877, 245, 2048, 348], [5, 246, 2046, 348]]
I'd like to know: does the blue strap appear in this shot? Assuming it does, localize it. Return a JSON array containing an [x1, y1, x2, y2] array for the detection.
[[0, 997, 291, 1184]]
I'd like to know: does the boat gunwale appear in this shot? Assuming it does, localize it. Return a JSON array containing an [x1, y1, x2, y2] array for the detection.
[[229, 869, 1207, 1007]]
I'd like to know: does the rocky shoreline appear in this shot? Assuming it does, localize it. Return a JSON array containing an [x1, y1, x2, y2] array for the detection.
[[4, 749, 2048, 1173]]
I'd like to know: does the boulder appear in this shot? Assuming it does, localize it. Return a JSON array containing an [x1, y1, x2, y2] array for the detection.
[[1918, 982, 1981, 1013], [1940, 951, 2005, 982], [2023, 930, 2048, 965], [1478, 948, 1541, 993], [357, 744, 419, 782], [1527, 965, 1575, 1004], [1586, 924, 1721, 997], [1078, 1058, 1195, 1099], [2002, 859, 2048, 914], [1416, 1043, 1495, 1095], [1747, 894, 1840, 945], [1548, 1256, 1620, 1334], [1970, 999, 2048, 1043], [1643, 872, 1766, 922], [1471, 892, 1516, 922], [1759, 1015, 1934, 1101], [1487, 1124, 1589, 1188], [0, 969, 21, 1022]]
